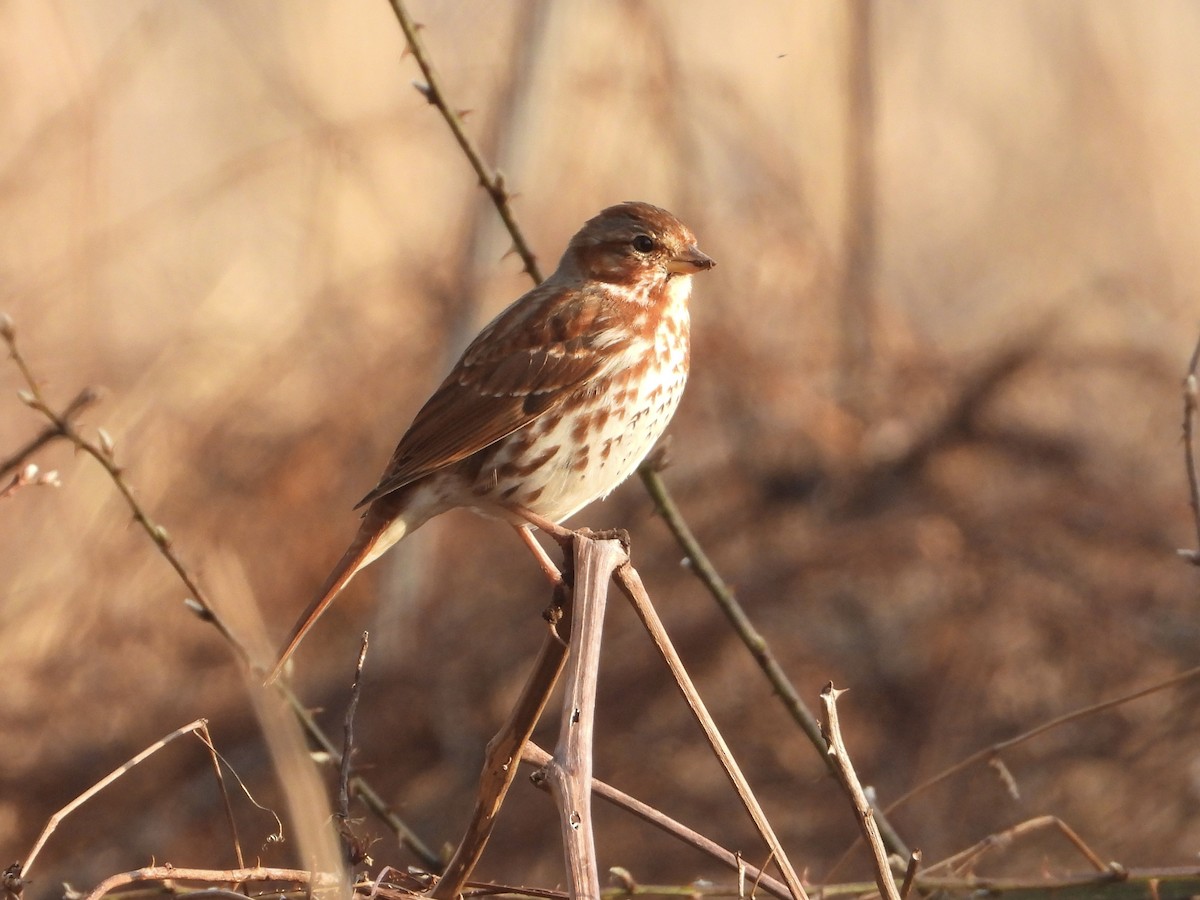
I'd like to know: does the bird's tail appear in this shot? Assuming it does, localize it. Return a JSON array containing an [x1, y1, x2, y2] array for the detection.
[[265, 493, 421, 684]]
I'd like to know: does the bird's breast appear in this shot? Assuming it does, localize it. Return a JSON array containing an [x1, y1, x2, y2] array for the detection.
[[470, 291, 691, 524]]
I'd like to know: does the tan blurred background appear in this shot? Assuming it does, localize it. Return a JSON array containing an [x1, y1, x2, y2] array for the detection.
[[4, 0, 1200, 892]]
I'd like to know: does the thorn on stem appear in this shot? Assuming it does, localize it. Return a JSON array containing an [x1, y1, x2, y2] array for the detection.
[[183, 598, 214, 622], [1176, 548, 1200, 565], [97, 428, 116, 457]]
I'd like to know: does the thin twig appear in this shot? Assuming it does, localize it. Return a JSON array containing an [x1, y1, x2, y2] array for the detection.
[[819, 684, 900, 900], [0, 462, 60, 500], [639, 461, 910, 862], [898, 850, 921, 900], [613, 564, 809, 900], [194, 722, 248, 873], [0, 386, 97, 477], [80, 866, 343, 900], [22, 719, 211, 877], [337, 633, 372, 864], [280, 680, 438, 869], [920, 815, 1118, 879], [432, 591, 572, 898], [385, 0, 543, 283], [522, 742, 792, 900], [883, 661, 1200, 817], [1177, 333, 1200, 563], [3, 324, 440, 871], [5, 327, 245, 656]]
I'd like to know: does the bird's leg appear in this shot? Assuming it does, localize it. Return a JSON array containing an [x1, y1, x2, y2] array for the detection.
[[513, 524, 567, 587], [511, 507, 574, 549]]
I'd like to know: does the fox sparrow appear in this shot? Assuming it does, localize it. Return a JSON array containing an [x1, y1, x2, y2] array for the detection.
[[269, 201, 714, 680]]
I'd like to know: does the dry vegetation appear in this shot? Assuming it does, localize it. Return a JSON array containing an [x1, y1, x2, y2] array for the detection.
[[4, 2, 1200, 897]]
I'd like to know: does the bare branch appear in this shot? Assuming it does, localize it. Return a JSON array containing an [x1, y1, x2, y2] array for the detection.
[[432, 591, 571, 897], [884, 661, 1200, 817], [613, 563, 809, 900], [541, 536, 627, 900], [2, 322, 439, 871], [0, 386, 97, 478], [522, 742, 792, 900], [819, 684, 900, 900], [1178, 333, 1200, 563], [384, 0, 543, 283], [23, 720, 211, 878]]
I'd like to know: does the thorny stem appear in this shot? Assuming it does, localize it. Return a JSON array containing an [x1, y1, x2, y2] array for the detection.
[[638, 462, 910, 860], [386, 0, 543, 283], [1179, 334, 1200, 562], [7, 328, 244, 655], [3, 326, 441, 872], [882, 660, 1200, 818]]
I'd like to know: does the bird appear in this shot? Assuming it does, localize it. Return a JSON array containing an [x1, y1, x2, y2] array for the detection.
[[268, 201, 714, 682]]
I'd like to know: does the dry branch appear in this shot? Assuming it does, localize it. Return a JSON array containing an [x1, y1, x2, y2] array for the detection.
[[79, 866, 344, 900], [819, 684, 900, 900], [638, 459, 909, 861], [921, 815, 1116, 879], [337, 632, 372, 866], [522, 742, 792, 900], [882, 661, 1200, 817], [432, 594, 571, 897], [1178, 334, 1200, 563], [385, 0, 543, 283], [3, 323, 439, 871], [0, 385, 96, 478], [22, 720, 230, 879], [613, 564, 809, 900], [542, 536, 627, 900]]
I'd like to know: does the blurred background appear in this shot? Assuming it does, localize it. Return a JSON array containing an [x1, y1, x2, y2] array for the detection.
[[3, 1, 1200, 893]]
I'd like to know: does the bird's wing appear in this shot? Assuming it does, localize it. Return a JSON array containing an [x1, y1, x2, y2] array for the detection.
[[354, 282, 630, 509]]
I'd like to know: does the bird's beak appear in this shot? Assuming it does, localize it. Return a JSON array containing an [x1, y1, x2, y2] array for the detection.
[[667, 245, 716, 275]]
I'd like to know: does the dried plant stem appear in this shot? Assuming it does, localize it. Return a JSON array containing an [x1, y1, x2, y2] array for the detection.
[[80, 866, 343, 900], [3, 325, 440, 872], [194, 725, 248, 870], [5, 328, 243, 656], [819, 684, 900, 900], [1178, 333, 1200, 563], [921, 815, 1116, 878], [883, 661, 1200, 817], [336, 632, 371, 860], [280, 680, 438, 868], [433, 601, 571, 897], [898, 850, 921, 900], [23, 719, 211, 877], [639, 463, 910, 860], [613, 564, 808, 900], [542, 537, 627, 900], [522, 742, 792, 900], [0, 385, 97, 477], [385, 0, 543, 283]]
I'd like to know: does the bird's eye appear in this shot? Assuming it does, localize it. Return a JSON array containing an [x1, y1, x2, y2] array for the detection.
[[631, 235, 655, 253]]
